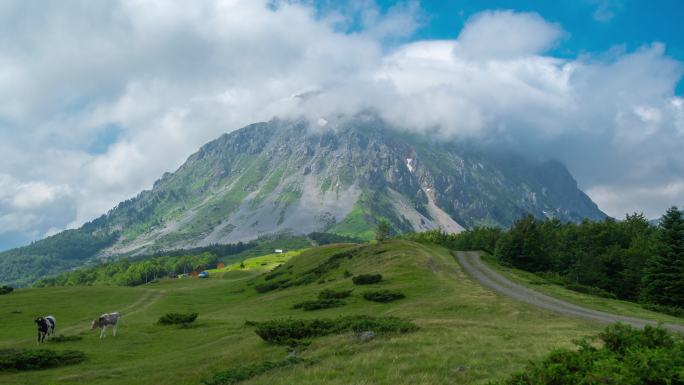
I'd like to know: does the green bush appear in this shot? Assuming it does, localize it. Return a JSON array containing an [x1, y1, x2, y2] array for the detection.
[[494, 323, 684, 385], [202, 358, 308, 385], [318, 289, 353, 299], [254, 281, 280, 293], [292, 299, 345, 311], [352, 274, 382, 285], [157, 312, 198, 325], [0, 349, 86, 371], [362, 290, 405, 303], [642, 303, 684, 318], [264, 270, 287, 281], [250, 316, 417, 346], [0, 286, 13, 295], [563, 283, 618, 299], [287, 248, 360, 287]]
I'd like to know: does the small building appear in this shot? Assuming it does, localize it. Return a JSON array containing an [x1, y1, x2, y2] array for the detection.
[[274, 249, 284, 254]]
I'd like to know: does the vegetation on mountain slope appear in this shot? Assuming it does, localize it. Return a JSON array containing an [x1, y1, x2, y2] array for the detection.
[[0, 227, 119, 287], [34, 252, 219, 287]]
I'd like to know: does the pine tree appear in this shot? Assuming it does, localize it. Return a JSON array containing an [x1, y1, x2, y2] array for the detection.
[[375, 219, 390, 242], [641, 207, 684, 307]]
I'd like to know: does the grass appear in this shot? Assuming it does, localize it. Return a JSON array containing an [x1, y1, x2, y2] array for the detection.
[[480, 253, 684, 326], [329, 204, 375, 241], [205, 250, 304, 275], [0, 241, 605, 384]]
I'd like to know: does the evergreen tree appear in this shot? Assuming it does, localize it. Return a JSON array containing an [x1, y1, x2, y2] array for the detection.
[[375, 219, 390, 242], [495, 215, 549, 271], [641, 207, 684, 307]]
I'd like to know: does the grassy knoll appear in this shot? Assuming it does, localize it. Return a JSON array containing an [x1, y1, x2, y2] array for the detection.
[[205, 250, 304, 275], [0, 241, 602, 385], [480, 253, 684, 326]]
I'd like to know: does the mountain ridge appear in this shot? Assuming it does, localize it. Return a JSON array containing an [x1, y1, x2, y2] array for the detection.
[[0, 114, 605, 286]]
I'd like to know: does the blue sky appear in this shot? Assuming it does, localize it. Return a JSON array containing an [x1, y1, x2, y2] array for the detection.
[[0, 0, 683, 251], [384, 0, 684, 93]]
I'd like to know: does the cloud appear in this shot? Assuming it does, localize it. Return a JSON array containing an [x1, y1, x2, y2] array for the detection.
[[0, 174, 76, 249], [590, 0, 623, 23], [455, 10, 565, 59], [0, 2, 682, 250]]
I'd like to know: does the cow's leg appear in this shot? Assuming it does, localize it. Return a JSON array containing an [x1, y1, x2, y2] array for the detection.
[[100, 326, 106, 339], [113, 323, 117, 336], [37, 331, 41, 344]]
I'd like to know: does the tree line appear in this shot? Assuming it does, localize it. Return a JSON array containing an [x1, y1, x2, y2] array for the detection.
[[407, 207, 684, 313], [35, 252, 219, 287]]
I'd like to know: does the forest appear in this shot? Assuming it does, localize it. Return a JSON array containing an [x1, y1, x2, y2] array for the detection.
[[35, 252, 219, 287], [407, 207, 684, 315]]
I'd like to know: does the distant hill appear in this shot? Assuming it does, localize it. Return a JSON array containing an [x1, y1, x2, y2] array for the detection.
[[0, 113, 605, 286]]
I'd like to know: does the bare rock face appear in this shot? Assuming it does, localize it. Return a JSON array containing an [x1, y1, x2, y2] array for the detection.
[[96, 112, 603, 253]]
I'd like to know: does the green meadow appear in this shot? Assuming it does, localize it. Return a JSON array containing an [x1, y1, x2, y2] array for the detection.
[[205, 249, 304, 275], [0, 240, 605, 385]]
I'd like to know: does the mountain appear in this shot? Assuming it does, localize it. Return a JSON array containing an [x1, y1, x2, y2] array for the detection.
[[0, 113, 605, 286]]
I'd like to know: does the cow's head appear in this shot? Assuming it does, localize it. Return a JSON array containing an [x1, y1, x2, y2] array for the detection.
[[90, 318, 100, 329], [34, 317, 43, 325]]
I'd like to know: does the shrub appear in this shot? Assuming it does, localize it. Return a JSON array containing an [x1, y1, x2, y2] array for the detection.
[[0, 349, 86, 371], [292, 299, 345, 311], [318, 289, 353, 299], [363, 290, 405, 303], [352, 274, 382, 285], [494, 323, 684, 385], [251, 315, 417, 346], [157, 312, 199, 325], [48, 335, 83, 343], [264, 270, 287, 281], [254, 281, 281, 293], [642, 303, 684, 318], [288, 248, 360, 287], [563, 283, 618, 299], [0, 286, 13, 295], [202, 358, 308, 385]]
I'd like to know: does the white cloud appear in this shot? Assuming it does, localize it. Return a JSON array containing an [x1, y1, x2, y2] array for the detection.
[[0, 2, 682, 249], [455, 10, 565, 59], [590, 0, 623, 23]]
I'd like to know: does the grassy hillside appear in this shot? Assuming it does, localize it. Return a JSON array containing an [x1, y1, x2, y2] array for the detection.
[[205, 249, 304, 274], [0, 240, 603, 385]]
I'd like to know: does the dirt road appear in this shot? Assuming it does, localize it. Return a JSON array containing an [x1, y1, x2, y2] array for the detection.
[[454, 251, 684, 333]]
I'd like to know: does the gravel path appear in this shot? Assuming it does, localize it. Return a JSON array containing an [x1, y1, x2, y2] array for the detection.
[[454, 251, 684, 333]]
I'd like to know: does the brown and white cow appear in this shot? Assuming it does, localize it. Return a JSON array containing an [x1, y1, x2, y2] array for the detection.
[[91, 312, 121, 338]]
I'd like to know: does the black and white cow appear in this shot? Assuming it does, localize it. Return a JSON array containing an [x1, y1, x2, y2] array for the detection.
[[91, 312, 121, 338], [34, 315, 56, 343]]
